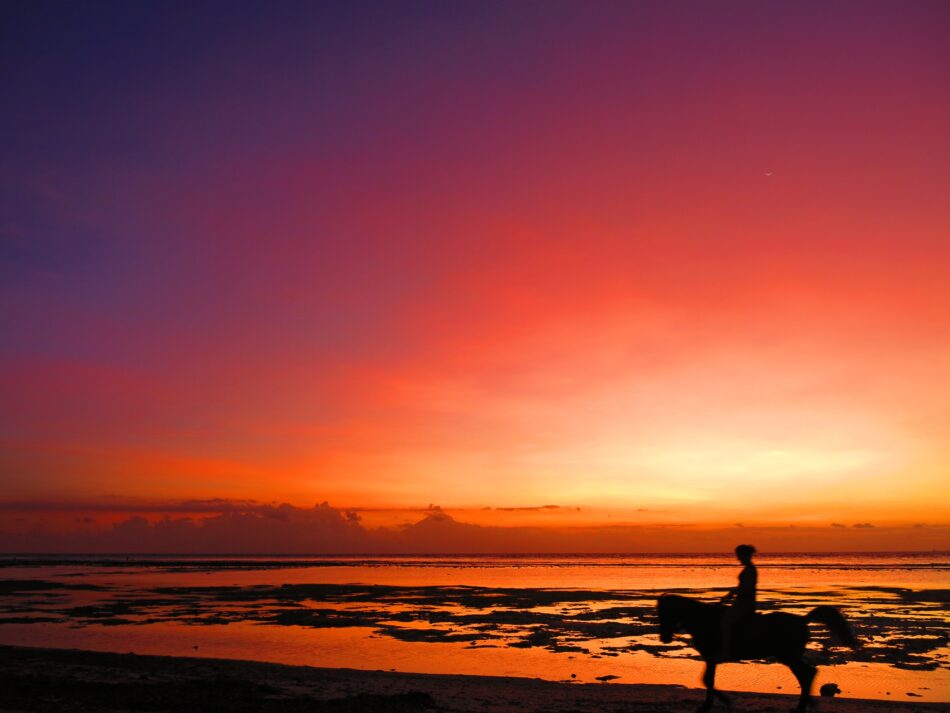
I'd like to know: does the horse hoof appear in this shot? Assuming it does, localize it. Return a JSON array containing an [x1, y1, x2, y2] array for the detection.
[[715, 692, 733, 707]]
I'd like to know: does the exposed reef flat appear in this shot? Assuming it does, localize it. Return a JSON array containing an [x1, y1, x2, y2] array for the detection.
[[2, 578, 947, 671]]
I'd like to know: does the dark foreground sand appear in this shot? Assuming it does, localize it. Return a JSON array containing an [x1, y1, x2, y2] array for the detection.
[[0, 645, 944, 713]]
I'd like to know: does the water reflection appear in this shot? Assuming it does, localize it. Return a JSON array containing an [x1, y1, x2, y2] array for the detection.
[[0, 554, 947, 701]]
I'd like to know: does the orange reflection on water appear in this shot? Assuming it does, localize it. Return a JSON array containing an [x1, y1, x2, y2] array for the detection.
[[1, 555, 947, 702]]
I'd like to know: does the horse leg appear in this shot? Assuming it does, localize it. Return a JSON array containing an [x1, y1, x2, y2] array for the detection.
[[784, 658, 816, 713], [696, 661, 718, 712]]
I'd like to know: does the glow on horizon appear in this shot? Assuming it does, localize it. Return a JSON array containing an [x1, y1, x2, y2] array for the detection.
[[1, 1, 949, 548]]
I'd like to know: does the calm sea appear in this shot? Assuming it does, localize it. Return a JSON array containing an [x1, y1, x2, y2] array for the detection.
[[1, 552, 948, 702]]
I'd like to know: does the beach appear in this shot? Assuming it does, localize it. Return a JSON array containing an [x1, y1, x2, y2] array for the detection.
[[1, 554, 947, 705], [2, 644, 946, 713]]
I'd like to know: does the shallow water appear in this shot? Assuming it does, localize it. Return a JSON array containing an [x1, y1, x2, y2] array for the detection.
[[1, 553, 947, 702]]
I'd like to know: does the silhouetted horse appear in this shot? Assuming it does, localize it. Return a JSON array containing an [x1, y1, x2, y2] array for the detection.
[[657, 594, 859, 712]]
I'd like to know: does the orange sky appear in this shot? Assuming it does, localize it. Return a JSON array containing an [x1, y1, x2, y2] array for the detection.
[[1, 1, 949, 551]]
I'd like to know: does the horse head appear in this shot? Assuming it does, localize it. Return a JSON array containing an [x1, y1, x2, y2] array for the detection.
[[656, 594, 678, 643]]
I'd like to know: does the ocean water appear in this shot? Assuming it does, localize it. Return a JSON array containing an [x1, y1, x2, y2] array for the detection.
[[1, 552, 947, 702]]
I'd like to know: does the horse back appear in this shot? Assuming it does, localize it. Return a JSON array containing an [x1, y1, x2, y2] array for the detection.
[[740, 611, 809, 658]]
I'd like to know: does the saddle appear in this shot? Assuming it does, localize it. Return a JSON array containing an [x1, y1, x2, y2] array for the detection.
[[720, 609, 762, 659]]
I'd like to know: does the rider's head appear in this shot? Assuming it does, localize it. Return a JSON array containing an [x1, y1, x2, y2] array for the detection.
[[735, 544, 756, 564]]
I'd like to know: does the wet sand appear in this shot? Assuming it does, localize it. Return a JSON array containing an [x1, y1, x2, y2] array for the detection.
[[1, 645, 945, 713], [3, 558, 948, 703], [2, 578, 947, 674]]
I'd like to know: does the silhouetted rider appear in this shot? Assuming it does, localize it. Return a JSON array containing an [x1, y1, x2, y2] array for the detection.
[[719, 544, 757, 660]]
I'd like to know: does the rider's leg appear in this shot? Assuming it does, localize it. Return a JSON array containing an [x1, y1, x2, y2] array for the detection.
[[720, 607, 736, 662]]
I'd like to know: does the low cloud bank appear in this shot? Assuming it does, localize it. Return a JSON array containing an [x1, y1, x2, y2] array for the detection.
[[1, 502, 946, 553]]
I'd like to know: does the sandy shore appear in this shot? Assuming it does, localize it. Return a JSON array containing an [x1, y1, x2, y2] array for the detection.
[[1, 645, 944, 713]]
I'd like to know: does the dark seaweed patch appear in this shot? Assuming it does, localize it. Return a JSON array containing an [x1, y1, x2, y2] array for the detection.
[[4, 579, 948, 671]]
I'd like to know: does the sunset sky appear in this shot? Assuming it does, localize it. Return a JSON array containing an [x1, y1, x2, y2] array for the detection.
[[2, 1, 948, 551]]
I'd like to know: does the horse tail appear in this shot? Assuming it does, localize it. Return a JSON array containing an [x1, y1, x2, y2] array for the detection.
[[806, 605, 860, 648]]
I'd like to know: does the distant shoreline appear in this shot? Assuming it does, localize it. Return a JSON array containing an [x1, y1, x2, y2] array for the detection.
[[1, 645, 944, 713], [2, 551, 948, 571], [3, 550, 948, 558]]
